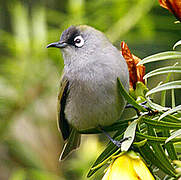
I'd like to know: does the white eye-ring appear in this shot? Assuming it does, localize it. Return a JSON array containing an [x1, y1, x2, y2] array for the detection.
[[74, 35, 84, 47]]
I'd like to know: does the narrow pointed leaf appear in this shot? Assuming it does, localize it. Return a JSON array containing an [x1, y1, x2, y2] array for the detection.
[[146, 97, 170, 111], [173, 40, 181, 50], [162, 129, 178, 160], [139, 143, 176, 177], [171, 89, 176, 108], [87, 144, 118, 177], [136, 132, 181, 143], [117, 78, 147, 112], [160, 63, 178, 107], [159, 105, 181, 121], [144, 66, 181, 79], [137, 51, 181, 65], [147, 126, 176, 173], [121, 120, 138, 151], [87, 131, 125, 177], [142, 117, 181, 129], [133, 139, 147, 147], [166, 129, 181, 144], [146, 80, 181, 96], [162, 114, 181, 123], [90, 149, 120, 171], [149, 141, 176, 176]]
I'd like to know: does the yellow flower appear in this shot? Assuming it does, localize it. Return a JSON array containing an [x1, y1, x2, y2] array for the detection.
[[102, 151, 155, 180]]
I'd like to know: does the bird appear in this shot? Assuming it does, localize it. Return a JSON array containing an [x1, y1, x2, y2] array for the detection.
[[47, 25, 129, 161]]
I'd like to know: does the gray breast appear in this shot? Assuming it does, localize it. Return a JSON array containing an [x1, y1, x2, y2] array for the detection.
[[64, 55, 128, 131]]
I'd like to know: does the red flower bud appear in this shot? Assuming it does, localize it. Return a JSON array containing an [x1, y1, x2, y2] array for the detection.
[[159, 0, 181, 22], [121, 42, 145, 90]]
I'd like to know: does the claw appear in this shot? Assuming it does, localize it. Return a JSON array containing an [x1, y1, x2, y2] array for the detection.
[[98, 126, 130, 148], [126, 104, 140, 116], [112, 137, 130, 148], [126, 101, 158, 117]]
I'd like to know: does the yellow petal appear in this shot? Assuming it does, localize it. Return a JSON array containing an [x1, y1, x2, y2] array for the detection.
[[102, 152, 155, 180], [132, 158, 155, 180], [102, 165, 112, 180], [102, 155, 139, 180]]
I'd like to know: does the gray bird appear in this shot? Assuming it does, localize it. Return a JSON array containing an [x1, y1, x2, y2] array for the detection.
[[47, 25, 129, 160]]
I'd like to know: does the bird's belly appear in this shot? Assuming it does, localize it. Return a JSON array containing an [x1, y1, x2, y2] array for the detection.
[[64, 83, 125, 132]]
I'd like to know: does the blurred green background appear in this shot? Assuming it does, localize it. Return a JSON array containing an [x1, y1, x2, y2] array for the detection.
[[0, 0, 181, 179]]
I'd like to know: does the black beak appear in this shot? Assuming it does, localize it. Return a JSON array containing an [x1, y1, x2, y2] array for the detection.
[[46, 41, 68, 48]]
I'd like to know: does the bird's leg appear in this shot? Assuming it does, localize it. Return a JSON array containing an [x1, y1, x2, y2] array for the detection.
[[139, 101, 159, 116], [98, 126, 130, 148], [125, 104, 140, 116], [126, 101, 156, 116]]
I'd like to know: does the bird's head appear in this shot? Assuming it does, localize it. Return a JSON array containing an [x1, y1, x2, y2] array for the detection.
[[47, 25, 110, 66]]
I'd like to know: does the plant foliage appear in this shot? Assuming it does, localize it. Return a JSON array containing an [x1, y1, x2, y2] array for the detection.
[[88, 44, 181, 179]]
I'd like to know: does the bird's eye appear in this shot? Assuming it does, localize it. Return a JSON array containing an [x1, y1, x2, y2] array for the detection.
[[74, 36, 84, 47]]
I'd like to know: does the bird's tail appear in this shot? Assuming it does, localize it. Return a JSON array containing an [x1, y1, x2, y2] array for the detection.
[[59, 128, 81, 161]]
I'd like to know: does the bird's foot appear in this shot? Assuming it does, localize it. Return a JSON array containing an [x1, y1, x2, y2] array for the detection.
[[98, 126, 130, 148], [126, 104, 140, 116], [111, 137, 131, 148], [126, 101, 158, 116]]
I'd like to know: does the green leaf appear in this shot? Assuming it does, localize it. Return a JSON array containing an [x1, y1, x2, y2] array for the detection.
[[146, 80, 181, 96], [134, 81, 148, 97], [171, 89, 176, 108], [136, 132, 181, 143], [162, 114, 181, 123], [142, 117, 181, 129], [161, 63, 178, 107], [173, 40, 181, 50], [146, 97, 170, 111], [147, 126, 176, 174], [117, 78, 147, 112], [138, 142, 176, 177], [166, 129, 181, 144], [121, 120, 138, 151], [144, 66, 181, 79], [87, 144, 119, 177], [159, 105, 181, 121], [90, 149, 121, 171], [162, 129, 178, 160], [137, 51, 181, 65], [133, 139, 147, 147], [87, 118, 137, 177], [87, 131, 125, 177]]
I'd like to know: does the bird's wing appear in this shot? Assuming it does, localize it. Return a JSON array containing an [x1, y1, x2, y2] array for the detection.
[[57, 73, 81, 160], [57, 74, 70, 141], [59, 128, 81, 161]]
